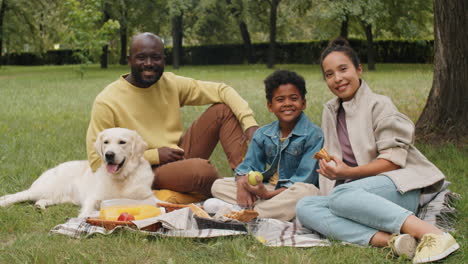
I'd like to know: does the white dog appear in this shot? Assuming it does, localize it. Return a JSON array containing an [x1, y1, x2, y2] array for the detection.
[[0, 128, 154, 217]]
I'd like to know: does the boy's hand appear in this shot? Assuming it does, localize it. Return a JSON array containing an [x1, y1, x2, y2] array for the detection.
[[236, 176, 257, 208], [242, 177, 269, 199], [317, 155, 351, 180], [243, 178, 286, 200]]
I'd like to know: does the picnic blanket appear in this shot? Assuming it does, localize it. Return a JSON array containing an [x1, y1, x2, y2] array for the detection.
[[50, 189, 459, 247]]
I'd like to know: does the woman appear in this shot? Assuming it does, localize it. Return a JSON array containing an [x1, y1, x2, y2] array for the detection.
[[296, 38, 459, 264]]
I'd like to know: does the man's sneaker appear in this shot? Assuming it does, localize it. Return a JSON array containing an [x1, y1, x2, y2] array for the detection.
[[413, 233, 460, 263], [387, 234, 417, 259]]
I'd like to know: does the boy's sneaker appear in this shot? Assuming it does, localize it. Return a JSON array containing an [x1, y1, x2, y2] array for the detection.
[[413, 233, 459, 263], [387, 234, 417, 259], [203, 198, 234, 214]]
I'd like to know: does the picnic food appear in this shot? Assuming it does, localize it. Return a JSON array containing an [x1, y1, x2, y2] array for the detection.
[[188, 203, 212, 219], [157, 202, 192, 213], [98, 204, 162, 221], [247, 171, 263, 186], [117, 212, 135, 221], [224, 209, 259, 222], [313, 148, 331, 162]]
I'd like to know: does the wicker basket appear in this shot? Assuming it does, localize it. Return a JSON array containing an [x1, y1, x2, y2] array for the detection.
[[86, 218, 161, 231]]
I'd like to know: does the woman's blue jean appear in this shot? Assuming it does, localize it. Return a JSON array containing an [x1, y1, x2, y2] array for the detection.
[[296, 176, 420, 245]]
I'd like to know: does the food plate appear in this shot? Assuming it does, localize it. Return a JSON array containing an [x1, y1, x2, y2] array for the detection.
[[86, 218, 161, 231]]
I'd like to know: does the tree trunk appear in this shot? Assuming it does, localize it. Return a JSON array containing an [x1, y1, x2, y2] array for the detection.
[[364, 22, 376, 71], [0, 0, 7, 56], [100, 44, 108, 69], [119, 23, 127, 65], [100, 3, 110, 69], [340, 14, 349, 39], [239, 21, 254, 63], [172, 15, 183, 70], [267, 0, 280, 69], [415, 0, 468, 144]]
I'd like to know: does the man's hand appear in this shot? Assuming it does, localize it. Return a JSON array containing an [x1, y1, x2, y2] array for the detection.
[[158, 147, 184, 165], [244, 126, 259, 142], [236, 176, 257, 208]]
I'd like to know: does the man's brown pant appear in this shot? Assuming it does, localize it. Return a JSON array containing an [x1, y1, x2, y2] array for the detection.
[[151, 104, 247, 197]]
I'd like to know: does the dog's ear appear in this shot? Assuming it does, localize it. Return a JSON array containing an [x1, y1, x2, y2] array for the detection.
[[94, 131, 105, 158], [132, 131, 148, 157]]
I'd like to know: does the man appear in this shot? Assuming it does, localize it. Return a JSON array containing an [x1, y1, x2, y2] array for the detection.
[[86, 32, 258, 197]]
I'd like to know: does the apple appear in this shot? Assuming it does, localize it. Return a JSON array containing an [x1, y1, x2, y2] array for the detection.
[[117, 212, 135, 221], [248, 171, 263, 186]]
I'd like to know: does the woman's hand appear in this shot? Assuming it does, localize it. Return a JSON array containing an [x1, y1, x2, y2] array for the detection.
[[317, 155, 352, 180], [236, 176, 257, 208], [317, 156, 401, 181]]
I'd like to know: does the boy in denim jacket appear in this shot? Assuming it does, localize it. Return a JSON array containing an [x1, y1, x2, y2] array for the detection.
[[209, 70, 323, 221]]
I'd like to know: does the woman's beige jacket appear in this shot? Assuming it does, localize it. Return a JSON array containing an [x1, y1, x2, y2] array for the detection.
[[319, 80, 445, 196]]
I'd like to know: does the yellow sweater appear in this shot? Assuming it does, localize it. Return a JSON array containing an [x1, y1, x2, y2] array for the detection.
[[86, 72, 258, 171]]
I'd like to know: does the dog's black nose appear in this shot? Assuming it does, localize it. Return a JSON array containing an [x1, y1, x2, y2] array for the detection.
[[105, 151, 115, 161]]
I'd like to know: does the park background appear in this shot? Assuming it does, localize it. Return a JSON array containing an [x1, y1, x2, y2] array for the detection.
[[0, 0, 466, 263]]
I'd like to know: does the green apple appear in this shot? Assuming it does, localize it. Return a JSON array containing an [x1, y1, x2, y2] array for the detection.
[[248, 171, 263, 186]]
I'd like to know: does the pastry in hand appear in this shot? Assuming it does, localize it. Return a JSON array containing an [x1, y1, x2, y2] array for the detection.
[[224, 209, 259, 222], [313, 148, 331, 162]]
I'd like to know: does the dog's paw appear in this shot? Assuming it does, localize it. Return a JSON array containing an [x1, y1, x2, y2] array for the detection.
[[34, 200, 50, 210]]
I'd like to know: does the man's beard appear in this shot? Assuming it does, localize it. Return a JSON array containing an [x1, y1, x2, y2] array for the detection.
[[130, 66, 164, 87]]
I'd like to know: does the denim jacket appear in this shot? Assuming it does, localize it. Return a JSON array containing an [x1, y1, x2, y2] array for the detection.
[[235, 112, 324, 189]]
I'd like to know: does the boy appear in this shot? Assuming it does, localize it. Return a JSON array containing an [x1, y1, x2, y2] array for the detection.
[[209, 70, 323, 221]]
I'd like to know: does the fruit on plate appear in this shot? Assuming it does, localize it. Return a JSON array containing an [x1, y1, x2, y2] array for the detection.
[[117, 212, 135, 221], [247, 171, 263, 186], [98, 204, 162, 221]]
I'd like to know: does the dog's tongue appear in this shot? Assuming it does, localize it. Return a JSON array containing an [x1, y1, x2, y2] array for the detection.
[[106, 164, 119, 174]]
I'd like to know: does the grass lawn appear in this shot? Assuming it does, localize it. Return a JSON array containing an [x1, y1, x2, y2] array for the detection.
[[0, 64, 466, 263]]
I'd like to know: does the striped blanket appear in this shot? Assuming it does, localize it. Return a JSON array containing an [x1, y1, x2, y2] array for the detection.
[[49, 189, 459, 247]]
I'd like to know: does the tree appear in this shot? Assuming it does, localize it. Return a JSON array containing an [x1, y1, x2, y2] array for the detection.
[[171, 14, 183, 69], [361, 20, 375, 70], [62, 0, 119, 77], [415, 0, 468, 143], [227, 0, 254, 63], [168, 0, 196, 69], [100, 1, 111, 69], [116, 0, 129, 65], [0, 0, 6, 56], [0, 0, 63, 55], [340, 14, 349, 38], [266, 0, 281, 68]]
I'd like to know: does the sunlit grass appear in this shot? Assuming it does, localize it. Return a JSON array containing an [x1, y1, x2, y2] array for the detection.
[[0, 64, 465, 263]]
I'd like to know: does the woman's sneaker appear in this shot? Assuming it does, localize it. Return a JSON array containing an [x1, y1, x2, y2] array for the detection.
[[413, 233, 459, 263], [387, 234, 417, 259]]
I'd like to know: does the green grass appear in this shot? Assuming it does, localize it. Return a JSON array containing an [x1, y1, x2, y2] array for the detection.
[[0, 64, 466, 263]]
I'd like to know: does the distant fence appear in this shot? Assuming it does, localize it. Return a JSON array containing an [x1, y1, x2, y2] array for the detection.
[[0, 39, 433, 66]]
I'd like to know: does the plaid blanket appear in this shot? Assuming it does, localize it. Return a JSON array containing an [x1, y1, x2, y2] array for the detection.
[[50, 189, 459, 247]]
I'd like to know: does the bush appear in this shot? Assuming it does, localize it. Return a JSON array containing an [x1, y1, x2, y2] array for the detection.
[[0, 50, 83, 65], [165, 39, 433, 65], [1, 40, 434, 66]]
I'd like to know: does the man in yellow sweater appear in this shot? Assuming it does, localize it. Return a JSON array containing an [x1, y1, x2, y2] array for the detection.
[[86, 32, 259, 197]]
